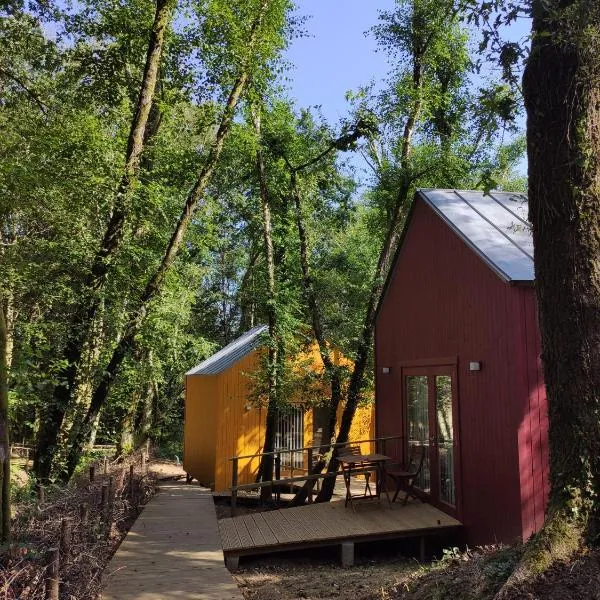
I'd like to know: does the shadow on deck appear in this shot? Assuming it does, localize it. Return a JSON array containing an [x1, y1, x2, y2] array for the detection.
[[218, 498, 462, 570]]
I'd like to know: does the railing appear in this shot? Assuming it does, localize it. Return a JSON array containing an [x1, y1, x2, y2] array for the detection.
[[228, 434, 404, 515]]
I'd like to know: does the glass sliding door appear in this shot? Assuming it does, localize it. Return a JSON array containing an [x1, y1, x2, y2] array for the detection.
[[404, 366, 458, 515], [435, 375, 456, 507], [406, 375, 430, 493]]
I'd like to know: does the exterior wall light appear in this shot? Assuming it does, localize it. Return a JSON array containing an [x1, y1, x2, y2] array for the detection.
[[469, 361, 481, 372]]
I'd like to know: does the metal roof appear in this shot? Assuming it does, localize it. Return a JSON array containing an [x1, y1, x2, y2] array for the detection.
[[417, 189, 533, 282], [186, 324, 268, 376]]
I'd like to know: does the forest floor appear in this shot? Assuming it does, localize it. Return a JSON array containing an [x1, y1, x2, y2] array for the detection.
[[2, 452, 167, 599], [231, 540, 600, 600]]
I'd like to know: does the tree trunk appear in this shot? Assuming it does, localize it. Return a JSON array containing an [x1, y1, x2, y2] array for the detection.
[[316, 181, 411, 502], [524, 0, 600, 540], [34, 0, 174, 481], [0, 300, 11, 542], [239, 245, 260, 331], [63, 2, 273, 481], [289, 173, 343, 506], [253, 109, 279, 501]]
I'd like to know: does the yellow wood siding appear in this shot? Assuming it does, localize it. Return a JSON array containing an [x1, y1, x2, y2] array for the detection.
[[214, 351, 265, 492], [348, 402, 376, 454], [184, 341, 376, 492], [183, 375, 217, 484]]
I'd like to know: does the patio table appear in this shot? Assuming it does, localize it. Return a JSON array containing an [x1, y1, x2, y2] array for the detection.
[[339, 453, 392, 511]]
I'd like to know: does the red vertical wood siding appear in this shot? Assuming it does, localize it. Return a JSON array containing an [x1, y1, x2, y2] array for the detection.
[[375, 199, 548, 545]]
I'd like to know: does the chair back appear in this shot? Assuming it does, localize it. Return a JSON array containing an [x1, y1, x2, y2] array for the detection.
[[406, 444, 426, 476], [338, 444, 362, 458]]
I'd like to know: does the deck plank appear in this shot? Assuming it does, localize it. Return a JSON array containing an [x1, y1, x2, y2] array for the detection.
[[219, 499, 462, 560], [232, 517, 255, 548], [250, 513, 278, 546], [241, 514, 268, 547], [218, 518, 243, 552]]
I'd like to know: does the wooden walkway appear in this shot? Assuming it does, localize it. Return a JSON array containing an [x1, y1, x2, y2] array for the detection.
[[102, 483, 242, 600], [219, 498, 462, 569]]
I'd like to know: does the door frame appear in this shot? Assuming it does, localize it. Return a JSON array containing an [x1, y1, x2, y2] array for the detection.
[[401, 358, 462, 520]]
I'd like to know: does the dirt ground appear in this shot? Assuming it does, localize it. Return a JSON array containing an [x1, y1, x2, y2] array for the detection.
[[232, 550, 418, 600]]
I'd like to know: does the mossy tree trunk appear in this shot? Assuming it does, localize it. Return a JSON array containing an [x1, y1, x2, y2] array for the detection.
[[523, 0, 600, 543]]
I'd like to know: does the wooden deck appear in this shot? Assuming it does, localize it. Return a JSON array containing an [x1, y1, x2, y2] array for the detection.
[[218, 498, 462, 569]]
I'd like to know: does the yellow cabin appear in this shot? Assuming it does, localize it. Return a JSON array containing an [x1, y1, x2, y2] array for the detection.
[[184, 325, 375, 492]]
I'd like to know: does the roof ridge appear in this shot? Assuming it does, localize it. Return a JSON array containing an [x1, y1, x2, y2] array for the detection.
[[186, 324, 268, 376]]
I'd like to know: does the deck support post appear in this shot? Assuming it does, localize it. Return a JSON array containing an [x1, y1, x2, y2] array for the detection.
[[225, 554, 239, 571], [307, 448, 313, 503], [340, 541, 354, 567], [419, 536, 425, 562], [231, 457, 238, 517]]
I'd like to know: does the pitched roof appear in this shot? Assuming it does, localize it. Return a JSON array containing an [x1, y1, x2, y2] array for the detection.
[[417, 189, 533, 282], [186, 324, 268, 376]]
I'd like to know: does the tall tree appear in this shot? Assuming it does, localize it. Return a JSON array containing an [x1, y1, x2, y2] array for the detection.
[[525, 0, 600, 546], [34, 0, 175, 480], [252, 107, 280, 500], [491, 0, 600, 591], [64, 0, 293, 479]]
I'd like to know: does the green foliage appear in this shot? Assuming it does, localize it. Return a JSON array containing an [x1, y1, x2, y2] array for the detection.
[[0, 0, 525, 481]]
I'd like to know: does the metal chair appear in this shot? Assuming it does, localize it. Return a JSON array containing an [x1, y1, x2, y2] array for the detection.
[[386, 444, 426, 505]]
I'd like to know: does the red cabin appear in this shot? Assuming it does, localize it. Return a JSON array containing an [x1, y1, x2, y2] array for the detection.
[[375, 189, 548, 545]]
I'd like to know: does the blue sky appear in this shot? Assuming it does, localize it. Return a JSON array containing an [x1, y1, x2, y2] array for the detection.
[[284, 1, 395, 124], [284, 2, 531, 179]]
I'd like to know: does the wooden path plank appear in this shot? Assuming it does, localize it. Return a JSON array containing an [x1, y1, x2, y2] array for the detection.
[[103, 483, 242, 600]]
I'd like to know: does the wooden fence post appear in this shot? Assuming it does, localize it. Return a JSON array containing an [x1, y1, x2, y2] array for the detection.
[[45, 547, 59, 600], [106, 476, 115, 530], [60, 518, 73, 558], [89, 465, 95, 483], [37, 484, 45, 506], [129, 464, 135, 499], [117, 467, 126, 492], [79, 502, 89, 525], [231, 457, 238, 517], [100, 483, 108, 511]]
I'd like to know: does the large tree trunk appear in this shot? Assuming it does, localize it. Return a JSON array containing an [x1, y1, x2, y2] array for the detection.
[[524, 0, 600, 540], [0, 300, 11, 542], [492, 3, 600, 595], [63, 2, 273, 481], [34, 0, 174, 481]]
